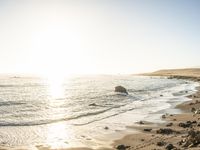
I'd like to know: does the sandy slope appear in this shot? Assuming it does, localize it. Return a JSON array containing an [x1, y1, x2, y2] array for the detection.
[[142, 68, 200, 78]]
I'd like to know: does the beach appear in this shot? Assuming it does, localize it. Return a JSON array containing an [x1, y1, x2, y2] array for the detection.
[[111, 69, 200, 150], [0, 69, 199, 150], [64, 69, 200, 150], [0, 0, 199, 149], [112, 88, 200, 150]]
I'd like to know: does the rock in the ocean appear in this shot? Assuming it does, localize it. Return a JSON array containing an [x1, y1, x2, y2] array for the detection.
[[166, 123, 173, 127], [104, 126, 109, 130], [139, 121, 144, 124], [89, 103, 98, 106], [115, 86, 128, 94]]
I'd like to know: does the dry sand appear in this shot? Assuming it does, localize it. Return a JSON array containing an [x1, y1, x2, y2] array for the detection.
[[111, 69, 200, 150]]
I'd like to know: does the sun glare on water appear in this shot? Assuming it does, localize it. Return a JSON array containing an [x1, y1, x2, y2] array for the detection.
[[48, 75, 65, 99], [43, 70, 71, 99], [43, 73, 75, 148]]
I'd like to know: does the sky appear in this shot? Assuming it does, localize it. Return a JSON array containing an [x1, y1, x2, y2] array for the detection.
[[0, 0, 200, 76]]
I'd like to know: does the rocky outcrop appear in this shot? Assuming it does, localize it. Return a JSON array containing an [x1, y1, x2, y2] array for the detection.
[[115, 86, 128, 94]]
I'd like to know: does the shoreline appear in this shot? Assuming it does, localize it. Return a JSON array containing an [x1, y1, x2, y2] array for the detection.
[[40, 76, 200, 150], [0, 75, 199, 150], [111, 76, 200, 150], [61, 75, 200, 150]]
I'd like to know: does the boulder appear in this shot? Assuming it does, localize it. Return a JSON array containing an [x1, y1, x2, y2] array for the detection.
[[115, 86, 128, 94]]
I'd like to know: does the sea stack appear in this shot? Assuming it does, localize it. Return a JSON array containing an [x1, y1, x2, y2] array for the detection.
[[115, 86, 128, 94]]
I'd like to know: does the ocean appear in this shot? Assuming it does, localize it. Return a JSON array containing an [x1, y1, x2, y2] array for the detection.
[[0, 75, 198, 149]]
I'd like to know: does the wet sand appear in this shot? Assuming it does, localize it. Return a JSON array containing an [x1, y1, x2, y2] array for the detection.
[[112, 69, 200, 150], [112, 86, 200, 150]]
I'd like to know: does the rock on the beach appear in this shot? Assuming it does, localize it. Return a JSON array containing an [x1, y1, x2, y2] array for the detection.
[[178, 121, 196, 128], [156, 128, 175, 135], [157, 141, 166, 146], [115, 86, 128, 94], [182, 130, 200, 148], [116, 144, 130, 150], [179, 122, 191, 128], [166, 123, 173, 127], [143, 128, 152, 132], [191, 107, 196, 112], [162, 115, 166, 119], [194, 108, 200, 115], [165, 144, 175, 150]]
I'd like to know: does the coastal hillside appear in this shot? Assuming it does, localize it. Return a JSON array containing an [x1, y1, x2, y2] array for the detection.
[[143, 68, 200, 77]]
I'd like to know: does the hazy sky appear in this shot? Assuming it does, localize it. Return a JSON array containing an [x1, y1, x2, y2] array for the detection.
[[0, 0, 200, 75]]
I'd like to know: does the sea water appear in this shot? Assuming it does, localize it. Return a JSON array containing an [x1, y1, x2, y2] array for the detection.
[[0, 75, 198, 149]]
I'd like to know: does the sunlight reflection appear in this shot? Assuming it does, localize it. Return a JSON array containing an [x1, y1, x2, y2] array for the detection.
[[44, 75, 74, 148], [47, 76, 65, 99], [46, 122, 73, 149], [44, 74, 77, 148]]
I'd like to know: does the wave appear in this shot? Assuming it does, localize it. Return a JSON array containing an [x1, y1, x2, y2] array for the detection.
[[0, 101, 26, 107], [0, 84, 46, 88], [73, 107, 135, 126], [0, 88, 179, 127], [0, 104, 129, 127], [0, 77, 196, 128]]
